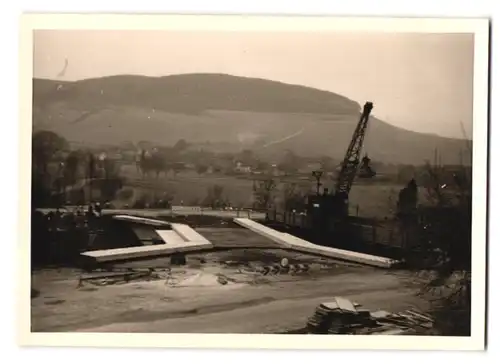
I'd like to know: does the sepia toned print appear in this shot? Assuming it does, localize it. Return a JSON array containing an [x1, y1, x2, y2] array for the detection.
[[20, 14, 489, 350]]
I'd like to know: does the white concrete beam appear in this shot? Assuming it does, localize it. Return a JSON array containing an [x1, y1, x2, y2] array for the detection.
[[234, 218, 397, 268], [81, 223, 213, 263]]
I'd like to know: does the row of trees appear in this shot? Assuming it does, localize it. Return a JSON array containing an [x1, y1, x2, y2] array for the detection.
[[159, 179, 307, 211], [251, 177, 309, 211], [32, 130, 124, 207], [132, 142, 305, 180], [126, 176, 305, 212], [134, 143, 471, 191], [136, 139, 190, 178]]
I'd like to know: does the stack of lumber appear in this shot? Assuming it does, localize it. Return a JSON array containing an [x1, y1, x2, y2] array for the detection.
[[307, 297, 372, 334], [306, 297, 434, 335], [366, 309, 434, 333]]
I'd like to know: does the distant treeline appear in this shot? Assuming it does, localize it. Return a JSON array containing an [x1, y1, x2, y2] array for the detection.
[[32, 130, 471, 209]]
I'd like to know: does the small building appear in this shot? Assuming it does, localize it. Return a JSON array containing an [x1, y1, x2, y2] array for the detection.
[[234, 161, 252, 174], [270, 164, 286, 177]]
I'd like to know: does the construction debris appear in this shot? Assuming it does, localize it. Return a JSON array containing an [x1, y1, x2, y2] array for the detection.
[[306, 297, 433, 335], [77, 268, 164, 287]]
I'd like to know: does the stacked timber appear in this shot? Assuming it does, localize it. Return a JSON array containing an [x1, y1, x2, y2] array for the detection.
[[306, 297, 434, 335], [307, 297, 371, 334]]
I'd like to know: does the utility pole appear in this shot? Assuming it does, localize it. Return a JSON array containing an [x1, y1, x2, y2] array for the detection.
[[58, 162, 65, 207], [312, 170, 324, 196], [99, 152, 108, 204], [434, 147, 438, 169], [88, 152, 95, 206]]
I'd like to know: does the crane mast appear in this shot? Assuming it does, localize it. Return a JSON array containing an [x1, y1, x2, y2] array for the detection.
[[267, 101, 375, 231], [262, 100, 389, 249], [334, 102, 374, 196]]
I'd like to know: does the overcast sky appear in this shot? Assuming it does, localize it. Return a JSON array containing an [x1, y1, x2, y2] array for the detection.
[[33, 30, 474, 139]]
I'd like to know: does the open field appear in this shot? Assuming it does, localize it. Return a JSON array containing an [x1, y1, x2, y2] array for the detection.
[[116, 164, 429, 219]]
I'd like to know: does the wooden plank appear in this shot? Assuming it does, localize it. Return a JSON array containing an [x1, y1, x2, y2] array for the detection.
[[371, 328, 412, 335], [406, 309, 434, 323], [334, 297, 357, 313], [112, 215, 171, 227], [80, 271, 137, 280], [319, 302, 339, 311], [370, 310, 392, 319]]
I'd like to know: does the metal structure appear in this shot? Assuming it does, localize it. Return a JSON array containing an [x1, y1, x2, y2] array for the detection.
[[358, 154, 376, 179], [334, 101, 374, 196], [311, 170, 324, 196], [305, 101, 375, 223], [266, 101, 376, 233], [265, 102, 414, 257]]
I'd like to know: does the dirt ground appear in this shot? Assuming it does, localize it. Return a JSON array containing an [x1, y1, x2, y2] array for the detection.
[[31, 248, 429, 334]]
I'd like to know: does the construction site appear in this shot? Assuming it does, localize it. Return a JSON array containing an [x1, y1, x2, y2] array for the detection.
[[31, 211, 435, 335], [31, 101, 470, 336]]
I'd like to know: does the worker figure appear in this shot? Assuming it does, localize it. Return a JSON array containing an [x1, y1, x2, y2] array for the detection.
[[397, 178, 419, 249], [95, 202, 102, 217], [86, 204, 95, 229], [46, 211, 55, 232], [54, 208, 62, 230]]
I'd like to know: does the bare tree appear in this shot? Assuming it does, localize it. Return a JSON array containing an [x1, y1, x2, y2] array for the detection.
[[252, 178, 277, 210], [278, 150, 300, 176], [31, 131, 69, 207], [203, 184, 225, 208], [196, 163, 209, 175], [151, 152, 166, 178], [63, 150, 82, 187], [139, 150, 151, 178], [32, 130, 68, 176], [282, 183, 307, 212]]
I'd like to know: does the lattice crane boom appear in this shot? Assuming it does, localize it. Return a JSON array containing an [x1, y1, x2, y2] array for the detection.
[[334, 102, 374, 196]]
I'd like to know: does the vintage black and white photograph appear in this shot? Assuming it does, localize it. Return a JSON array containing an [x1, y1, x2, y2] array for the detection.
[[20, 14, 489, 349]]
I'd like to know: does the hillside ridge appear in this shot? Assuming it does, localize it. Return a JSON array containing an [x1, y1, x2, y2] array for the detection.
[[32, 73, 471, 165]]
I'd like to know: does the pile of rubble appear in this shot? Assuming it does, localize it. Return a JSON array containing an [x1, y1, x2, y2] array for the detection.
[[306, 297, 434, 335]]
